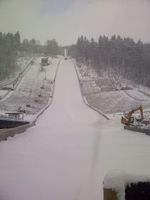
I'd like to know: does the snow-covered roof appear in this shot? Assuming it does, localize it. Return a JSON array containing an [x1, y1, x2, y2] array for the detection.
[[104, 171, 150, 200]]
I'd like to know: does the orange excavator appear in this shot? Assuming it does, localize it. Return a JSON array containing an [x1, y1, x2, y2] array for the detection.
[[121, 105, 150, 135], [121, 105, 144, 125]]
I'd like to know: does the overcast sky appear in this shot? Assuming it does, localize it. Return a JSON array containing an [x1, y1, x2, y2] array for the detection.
[[0, 0, 150, 45]]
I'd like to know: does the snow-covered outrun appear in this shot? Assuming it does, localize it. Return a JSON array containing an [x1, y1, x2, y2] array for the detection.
[[0, 59, 150, 200]]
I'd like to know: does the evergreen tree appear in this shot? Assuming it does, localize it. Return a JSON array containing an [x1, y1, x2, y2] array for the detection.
[[69, 34, 150, 87]]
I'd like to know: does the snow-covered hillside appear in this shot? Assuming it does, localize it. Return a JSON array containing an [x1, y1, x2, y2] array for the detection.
[[75, 61, 150, 114], [0, 57, 32, 90], [0, 57, 59, 116]]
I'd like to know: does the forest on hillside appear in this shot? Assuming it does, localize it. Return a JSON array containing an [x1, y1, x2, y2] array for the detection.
[[69, 35, 150, 87], [1, 32, 150, 88], [0, 32, 20, 80], [0, 32, 61, 81]]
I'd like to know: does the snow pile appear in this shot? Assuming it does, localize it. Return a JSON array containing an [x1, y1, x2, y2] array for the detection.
[[104, 171, 150, 200]]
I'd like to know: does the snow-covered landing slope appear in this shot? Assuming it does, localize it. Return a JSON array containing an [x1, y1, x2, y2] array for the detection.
[[0, 59, 150, 200], [0, 59, 105, 200]]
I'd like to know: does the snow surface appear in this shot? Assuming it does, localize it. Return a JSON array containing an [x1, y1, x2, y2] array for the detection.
[[0, 57, 32, 99], [0, 57, 58, 116], [75, 62, 150, 114], [0, 59, 150, 200]]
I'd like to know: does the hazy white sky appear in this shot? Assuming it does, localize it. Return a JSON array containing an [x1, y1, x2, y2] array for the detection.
[[0, 0, 150, 45]]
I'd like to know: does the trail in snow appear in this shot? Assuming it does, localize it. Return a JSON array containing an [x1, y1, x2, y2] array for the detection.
[[0, 59, 105, 200]]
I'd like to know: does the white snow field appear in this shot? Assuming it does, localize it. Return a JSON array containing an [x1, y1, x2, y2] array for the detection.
[[0, 59, 150, 200]]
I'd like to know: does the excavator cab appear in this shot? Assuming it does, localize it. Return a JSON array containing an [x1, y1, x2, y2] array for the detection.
[[121, 115, 134, 125], [129, 116, 134, 124]]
